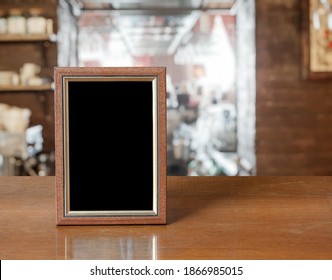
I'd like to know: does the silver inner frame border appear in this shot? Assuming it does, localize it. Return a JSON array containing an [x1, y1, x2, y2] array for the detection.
[[62, 76, 159, 217]]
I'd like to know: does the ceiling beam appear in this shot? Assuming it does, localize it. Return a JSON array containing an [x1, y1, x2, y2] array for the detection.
[[81, 7, 233, 12], [167, 11, 201, 55]]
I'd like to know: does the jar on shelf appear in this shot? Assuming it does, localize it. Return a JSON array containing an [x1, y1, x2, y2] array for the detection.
[[46, 18, 54, 35], [7, 9, 26, 35], [27, 8, 46, 35], [0, 10, 7, 34]]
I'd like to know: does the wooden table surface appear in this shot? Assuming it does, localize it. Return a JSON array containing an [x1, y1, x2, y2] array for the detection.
[[1, 176, 332, 260]]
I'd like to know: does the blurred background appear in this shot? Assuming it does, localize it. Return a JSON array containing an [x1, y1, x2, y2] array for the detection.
[[78, 2, 239, 176], [0, 0, 331, 176]]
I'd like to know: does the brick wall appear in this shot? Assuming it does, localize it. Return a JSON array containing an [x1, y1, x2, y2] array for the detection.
[[255, 0, 332, 175]]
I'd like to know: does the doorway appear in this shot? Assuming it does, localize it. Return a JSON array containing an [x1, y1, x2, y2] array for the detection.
[[76, 0, 256, 175]]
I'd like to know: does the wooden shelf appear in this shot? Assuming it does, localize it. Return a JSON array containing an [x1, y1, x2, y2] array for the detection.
[[0, 34, 56, 43], [0, 84, 53, 92]]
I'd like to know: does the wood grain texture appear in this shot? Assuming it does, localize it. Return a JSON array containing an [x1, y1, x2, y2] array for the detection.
[[1, 176, 332, 259], [54, 67, 167, 225], [54, 67, 64, 225]]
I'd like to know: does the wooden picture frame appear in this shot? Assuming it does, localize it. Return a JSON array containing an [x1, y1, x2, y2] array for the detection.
[[302, 0, 332, 79], [54, 67, 167, 225]]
